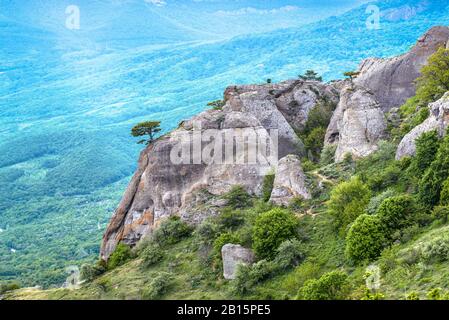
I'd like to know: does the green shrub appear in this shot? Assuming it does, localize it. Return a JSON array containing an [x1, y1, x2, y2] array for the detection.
[[216, 209, 245, 230], [327, 177, 371, 234], [196, 219, 220, 244], [320, 145, 336, 166], [376, 195, 417, 236], [233, 260, 277, 295], [80, 261, 106, 282], [409, 130, 440, 177], [142, 273, 172, 300], [366, 190, 396, 215], [152, 216, 193, 246], [361, 289, 385, 300], [223, 185, 252, 209], [252, 208, 299, 259], [140, 243, 164, 269], [345, 215, 386, 263], [107, 243, 133, 270], [432, 206, 449, 224], [419, 133, 449, 207], [420, 237, 449, 263], [274, 239, 305, 270], [297, 271, 349, 300], [427, 288, 449, 300], [0, 281, 21, 294], [441, 178, 449, 206], [406, 292, 420, 300], [262, 173, 275, 202]]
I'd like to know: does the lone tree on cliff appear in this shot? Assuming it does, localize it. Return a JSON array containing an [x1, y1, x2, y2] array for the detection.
[[344, 71, 360, 82], [131, 121, 162, 145], [299, 70, 323, 82]]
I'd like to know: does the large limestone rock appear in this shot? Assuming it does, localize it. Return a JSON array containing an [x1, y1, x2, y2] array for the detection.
[[354, 26, 449, 112], [222, 244, 255, 280], [101, 81, 336, 260], [396, 92, 449, 160], [270, 155, 311, 206], [325, 85, 387, 162], [224, 80, 339, 157]]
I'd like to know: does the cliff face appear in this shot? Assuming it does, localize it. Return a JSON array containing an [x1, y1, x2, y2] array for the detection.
[[101, 80, 338, 260], [102, 27, 449, 260], [354, 26, 449, 112]]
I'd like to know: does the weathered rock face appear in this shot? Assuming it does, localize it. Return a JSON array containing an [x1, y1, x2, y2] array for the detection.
[[270, 155, 311, 206], [224, 80, 339, 157], [101, 81, 336, 260], [355, 26, 449, 112], [396, 92, 449, 160], [325, 85, 387, 162], [222, 244, 255, 280]]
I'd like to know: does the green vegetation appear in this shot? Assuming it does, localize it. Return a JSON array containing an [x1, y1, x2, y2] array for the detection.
[[297, 270, 349, 300], [419, 133, 449, 207], [252, 208, 299, 260], [261, 172, 275, 202], [395, 48, 449, 138], [222, 186, 252, 210], [299, 70, 323, 82], [327, 177, 371, 234], [131, 121, 162, 145], [207, 100, 226, 111], [107, 243, 134, 270], [345, 214, 385, 263]]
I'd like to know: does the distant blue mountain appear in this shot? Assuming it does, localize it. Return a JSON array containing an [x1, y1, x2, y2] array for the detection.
[[1, 0, 448, 287]]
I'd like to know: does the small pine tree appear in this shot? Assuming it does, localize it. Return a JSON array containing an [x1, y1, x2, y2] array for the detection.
[[299, 70, 323, 82], [131, 121, 162, 145]]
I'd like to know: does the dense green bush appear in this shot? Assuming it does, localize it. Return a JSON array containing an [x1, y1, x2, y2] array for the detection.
[[216, 209, 245, 230], [320, 145, 336, 166], [441, 178, 449, 206], [0, 281, 21, 294], [142, 273, 172, 300], [152, 216, 193, 246], [376, 195, 417, 236], [432, 206, 449, 224], [297, 271, 349, 300], [223, 186, 252, 209], [366, 190, 396, 215], [409, 130, 440, 178], [273, 239, 305, 270], [345, 215, 386, 263], [262, 173, 275, 202], [233, 260, 277, 295], [419, 134, 449, 207], [252, 208, 299, 259], [327, 177, 371, 234], [140, 243, 164, 269], [107, 243, 134, 270], [80, 261, 106, 282]]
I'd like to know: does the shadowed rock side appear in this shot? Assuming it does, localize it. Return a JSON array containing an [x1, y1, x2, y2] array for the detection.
[[101, 81, 337, 260], [355, 26, 449, 112], [325, 85, 387, 162], [396, 92, 449, 160]]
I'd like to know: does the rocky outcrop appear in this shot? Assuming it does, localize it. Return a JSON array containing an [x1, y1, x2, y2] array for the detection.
[[270, 155, 311, 206], [396, 92, 449, 160], [224, 80, 339, 157], [325, 85, 387, 162], [222, 244, 255, 280], [354, 26, 449, 111], [101, 81, 336, 260]]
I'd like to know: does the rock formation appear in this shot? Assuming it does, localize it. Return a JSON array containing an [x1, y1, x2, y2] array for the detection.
[[270, 155, 311, 206], [325, 85, 387, 162], [221, 244, 255, 280], [101, 80, 336, 260], [354, 26, 449, 111], [396, 92, 449, 160]]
